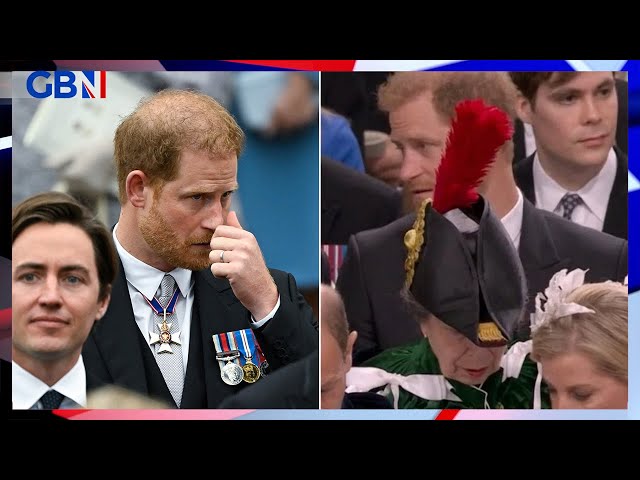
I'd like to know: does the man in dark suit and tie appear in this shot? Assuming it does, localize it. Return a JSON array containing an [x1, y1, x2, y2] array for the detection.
[[11, 192, 117, 409], [510, 72, 627, 240], [336, 72, 627, 364], [82, 89, 317, 409]]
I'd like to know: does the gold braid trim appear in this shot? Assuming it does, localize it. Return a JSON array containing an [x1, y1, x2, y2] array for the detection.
[[404, 198, 432, 289], [477, 322, 506, 344]]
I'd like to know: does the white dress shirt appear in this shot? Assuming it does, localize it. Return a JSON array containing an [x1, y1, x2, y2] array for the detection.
[[13, 356, 86, 409], [533, 148, 616, 232], [112, 224, 280, 375], [444, 189, 523, 249], [500, 188, 524, 251]]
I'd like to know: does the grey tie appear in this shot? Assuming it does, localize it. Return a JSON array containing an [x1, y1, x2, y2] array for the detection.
[[559, 193, 583, 221], [39, 390, 64, 409], [152, 274, 184, 407]]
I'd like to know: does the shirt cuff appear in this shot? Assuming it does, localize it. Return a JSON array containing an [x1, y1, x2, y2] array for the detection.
[[250, 295, 281, 329]]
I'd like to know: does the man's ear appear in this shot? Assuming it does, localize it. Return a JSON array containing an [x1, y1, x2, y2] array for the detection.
[[345, 330, 358, 371], [515, 94, 534, 125], [126, 170, 149, 208], [419, 317, 430, 338], [95, 289, 112, 321]]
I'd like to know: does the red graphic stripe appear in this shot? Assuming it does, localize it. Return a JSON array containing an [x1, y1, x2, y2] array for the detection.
[[54, 409, 254, 420], [100, 71, 106, 98], [226, 60, 356, 71], [54, 409, 86, 419], [82, 82, 95, 98], [435, 409, 460, 420], [0, 308, 10, 330]]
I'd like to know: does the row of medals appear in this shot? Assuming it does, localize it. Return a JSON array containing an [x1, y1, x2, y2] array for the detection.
[[150, 314, 264, 387], [218, 350, 264, 386]]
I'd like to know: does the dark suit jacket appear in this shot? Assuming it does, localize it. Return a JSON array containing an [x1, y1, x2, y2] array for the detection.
[[322, 156, 401, 245], [217, 349, 319, 409], [514, 148, 628, 240], [83, 259, 318, 408], [336, 199, 627, 364]]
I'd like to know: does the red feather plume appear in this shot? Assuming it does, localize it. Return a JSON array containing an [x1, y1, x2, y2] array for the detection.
[[431, 99, 513, 214]]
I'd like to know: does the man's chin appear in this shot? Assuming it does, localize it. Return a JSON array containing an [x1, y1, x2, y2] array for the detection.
[[404, 193, 432, 213]]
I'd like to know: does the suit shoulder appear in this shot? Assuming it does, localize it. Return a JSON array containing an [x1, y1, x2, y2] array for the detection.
[[540, 209, 627, 252], [323, 156, 399, 202]]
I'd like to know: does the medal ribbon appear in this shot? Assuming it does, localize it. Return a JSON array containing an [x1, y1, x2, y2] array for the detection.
[[142, 288, 180, 318], [234, 329, 256, 366], [212, 332, 240, 372], [249, 329, 267, 365]]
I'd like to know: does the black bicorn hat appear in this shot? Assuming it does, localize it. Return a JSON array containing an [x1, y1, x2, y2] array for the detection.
[[404, 197, 527, 347], [402, 99, 526, 347]]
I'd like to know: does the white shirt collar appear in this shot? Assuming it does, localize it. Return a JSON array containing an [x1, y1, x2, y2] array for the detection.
[[112, 223, 193, 301], [12, 356, 87, 409], [500, 188, 524, 249], [533, 148, 616, 223]]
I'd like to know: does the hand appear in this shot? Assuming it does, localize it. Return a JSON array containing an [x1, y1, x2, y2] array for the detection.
[[265, 73, 317, 136], [209, 211, 278, 320], [365, 140, 403, 187]]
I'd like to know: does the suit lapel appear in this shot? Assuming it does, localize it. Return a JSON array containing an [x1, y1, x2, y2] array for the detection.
[[193, 270, 252, 408], [602, 148, 628, 239], [91, 258, 150, 394], [514, 153, 536, 205], [518, 200, 570, 313]]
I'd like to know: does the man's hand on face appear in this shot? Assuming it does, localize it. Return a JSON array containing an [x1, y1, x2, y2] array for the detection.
[[209, 211, 278, 320]]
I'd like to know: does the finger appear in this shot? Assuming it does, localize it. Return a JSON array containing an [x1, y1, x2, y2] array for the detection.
[[209, 249, 232, 265], [213, 224, 250, 240], [226, 211, 243, 230], [210, 262, 235, 279], [209, 236, 240, 252]]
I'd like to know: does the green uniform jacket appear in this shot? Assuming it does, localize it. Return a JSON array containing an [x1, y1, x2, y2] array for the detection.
[[346, 339, 550, 409]]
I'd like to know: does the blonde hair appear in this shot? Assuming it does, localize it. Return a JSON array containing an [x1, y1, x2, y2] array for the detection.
[[114, 89, 245, 204], [377, 72, 518, 125], [87, 385, 170, 409], [531, 282, 627, 382]]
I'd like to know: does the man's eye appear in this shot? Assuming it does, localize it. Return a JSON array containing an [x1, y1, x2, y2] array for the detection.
[[64, 275, 81, 285], [191, 194, 203, 200]]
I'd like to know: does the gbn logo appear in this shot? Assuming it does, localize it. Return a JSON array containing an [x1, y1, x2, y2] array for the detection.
[[26, 71, 107, 99]]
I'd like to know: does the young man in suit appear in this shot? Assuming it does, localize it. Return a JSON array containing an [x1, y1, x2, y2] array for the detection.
[[510, 72, 627, 240], [336, 72, 627, 363], [11, 192, 117, 409], [82, 89, 318, 409]]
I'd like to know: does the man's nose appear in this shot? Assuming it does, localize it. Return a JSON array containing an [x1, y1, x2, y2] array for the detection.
[[201, 202, 225, 230], [38, 277, 63, 307], [398, 149, 425, 185], [581, 97, 603, 124]]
